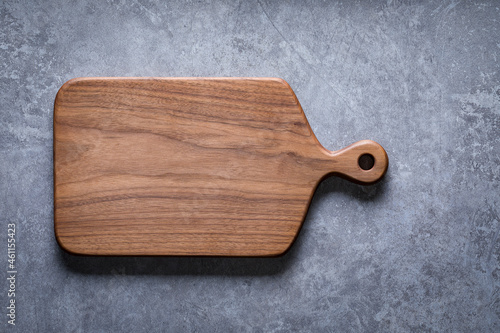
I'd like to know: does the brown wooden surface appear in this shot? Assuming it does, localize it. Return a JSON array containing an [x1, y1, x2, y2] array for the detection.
[[54, 77, 388, 256]]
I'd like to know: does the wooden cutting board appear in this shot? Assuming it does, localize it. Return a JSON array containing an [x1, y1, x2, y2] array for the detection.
[[54, 77, 388, 256]]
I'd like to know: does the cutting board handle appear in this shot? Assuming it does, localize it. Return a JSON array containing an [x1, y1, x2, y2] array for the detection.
[[326, 140, 388, 185]]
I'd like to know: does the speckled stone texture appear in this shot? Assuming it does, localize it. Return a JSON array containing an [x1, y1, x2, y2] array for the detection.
[[1, 0, 499, 331]]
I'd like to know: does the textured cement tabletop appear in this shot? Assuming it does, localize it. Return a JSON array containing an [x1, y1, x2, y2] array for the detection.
[[1, 1, 499, 332]]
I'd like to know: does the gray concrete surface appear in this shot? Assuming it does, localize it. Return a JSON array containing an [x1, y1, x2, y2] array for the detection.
[[1, 0, 499, 331]]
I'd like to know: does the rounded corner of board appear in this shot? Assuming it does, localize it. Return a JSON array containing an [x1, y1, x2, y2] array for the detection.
[[58, 77, 86, 90], [55, 77, 86, 106], [54, 232, 85, 256], [270, 77, 293, 89], [265, 239, 298, 258]]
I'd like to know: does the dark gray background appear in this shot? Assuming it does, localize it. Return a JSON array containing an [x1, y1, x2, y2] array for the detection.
[[1, 0, 499, 332]]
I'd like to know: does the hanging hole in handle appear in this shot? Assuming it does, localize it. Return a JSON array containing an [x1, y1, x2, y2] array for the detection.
[[358, 153, 375, 170]]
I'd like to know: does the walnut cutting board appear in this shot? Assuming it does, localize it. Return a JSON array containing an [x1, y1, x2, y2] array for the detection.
[[54, 77, 388, 256]]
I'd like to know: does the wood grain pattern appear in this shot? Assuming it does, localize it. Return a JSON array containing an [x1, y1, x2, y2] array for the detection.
[[54, 77, 388, 256]]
